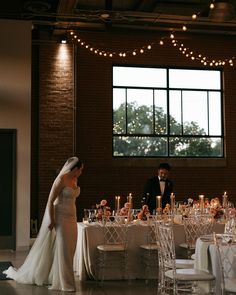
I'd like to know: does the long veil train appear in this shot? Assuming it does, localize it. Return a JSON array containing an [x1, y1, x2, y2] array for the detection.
[[3, 157, 79, 285]]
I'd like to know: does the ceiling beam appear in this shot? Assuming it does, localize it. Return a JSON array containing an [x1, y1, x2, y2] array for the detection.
[[57, 0, 78, 14]]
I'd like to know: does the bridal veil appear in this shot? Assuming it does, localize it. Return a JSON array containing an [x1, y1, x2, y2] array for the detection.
[[3, 156, 79, 285]]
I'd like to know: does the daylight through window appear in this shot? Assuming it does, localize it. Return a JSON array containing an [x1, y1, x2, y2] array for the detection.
[[113, 66, 223, 158]]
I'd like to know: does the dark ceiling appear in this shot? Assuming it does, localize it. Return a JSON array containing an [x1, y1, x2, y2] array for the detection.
[[1, 0, 236, 35]]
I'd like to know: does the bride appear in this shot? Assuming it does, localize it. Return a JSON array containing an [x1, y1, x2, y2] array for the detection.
[[3, 156, 83, 292]]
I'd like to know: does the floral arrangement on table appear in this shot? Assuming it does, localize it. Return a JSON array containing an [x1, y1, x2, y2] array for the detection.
[[119, 202, 134, 222], [137, 204, 150, 221], [177, 196, 231, 220], [162, 203, 171, 215], [208, 197, 225, 220], [95, 199, 111, 221], [120, 202, 131, 216]]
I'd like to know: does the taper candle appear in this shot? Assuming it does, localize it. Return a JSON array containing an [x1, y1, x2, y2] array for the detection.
[[199, 195, 204, 210], [117, 195, 120, 211], [170, 192, 175, 212], [156, 195, 162, 209], [222, 191, 228, 208]]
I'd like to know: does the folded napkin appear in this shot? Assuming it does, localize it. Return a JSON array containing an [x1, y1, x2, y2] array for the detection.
[[194, 237, 212, 271]]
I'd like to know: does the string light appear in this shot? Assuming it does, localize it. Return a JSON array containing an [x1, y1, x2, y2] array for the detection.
[[184, 1, 235, 66], [69, 30, 160, 58], [170, 35, 235, 67], [210, 3, 215, 9], [69, 30, 234, 66]]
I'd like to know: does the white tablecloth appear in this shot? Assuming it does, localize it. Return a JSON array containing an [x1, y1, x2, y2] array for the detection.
[[194, 225, 227, 295], [73, 222, 188, 280], [74, 221, 224, 281]]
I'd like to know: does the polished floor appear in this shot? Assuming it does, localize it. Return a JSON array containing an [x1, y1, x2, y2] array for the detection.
[[0, 250, 158, 295]]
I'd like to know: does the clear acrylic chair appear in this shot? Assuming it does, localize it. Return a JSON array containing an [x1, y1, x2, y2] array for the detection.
[[157, 222, 215, 294], [180, 214, 214, 258], [139, 215, 160, 281], [96, 215, 128, 281], [153, 219, 194, 292], [224, 216, 236, 235], [215, 234, 236, 294]]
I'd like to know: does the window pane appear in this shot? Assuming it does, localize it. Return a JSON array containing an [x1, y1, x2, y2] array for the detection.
[[182, 91, 208, 135], [112, 66, 223, 158], [209, 92, 222, 135], [169, 90, 182, 135], [113, 66, 167, 87], [127, 89, 153, 134], [113, 136, 168, 156], [169, 137, 223, 157], [154, 90, 167, 134], [113, 88, 126, 134], [169, 69, 221, 90]]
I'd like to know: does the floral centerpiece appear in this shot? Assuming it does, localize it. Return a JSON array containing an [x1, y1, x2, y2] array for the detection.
[[178, 196, 228, 220], [137, 204, 150, 221], [120, 202, 131, 216], [95, 199, 111, 221], [162, 203, 171, 215], [119, 202, 133, 222], [209, 197, 224, 220]]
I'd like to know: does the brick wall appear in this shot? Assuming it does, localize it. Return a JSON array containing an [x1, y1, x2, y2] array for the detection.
[[33, 30, 236, 222], [34, 42, 75, 222]]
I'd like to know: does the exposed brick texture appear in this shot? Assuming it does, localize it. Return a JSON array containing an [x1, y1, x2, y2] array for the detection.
[[32, 30, 236, 222]]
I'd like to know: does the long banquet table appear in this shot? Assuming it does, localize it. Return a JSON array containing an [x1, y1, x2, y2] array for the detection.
[[73, 221, 224, 281]]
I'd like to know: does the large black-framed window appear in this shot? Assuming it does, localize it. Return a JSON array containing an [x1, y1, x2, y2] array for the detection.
[[113, 66, 223, 158]]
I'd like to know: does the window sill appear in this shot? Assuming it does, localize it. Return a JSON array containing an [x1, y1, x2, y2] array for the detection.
[[112, 157, 227, 168]]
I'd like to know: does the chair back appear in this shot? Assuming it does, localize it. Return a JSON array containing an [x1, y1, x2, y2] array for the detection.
[[101, 216, 128, 246], [224, 216, 236, 235], [145, 215, 160, 244], [183, 214, 214, 249], [215, 234, 236, 282], [158, 223, 176, 272]]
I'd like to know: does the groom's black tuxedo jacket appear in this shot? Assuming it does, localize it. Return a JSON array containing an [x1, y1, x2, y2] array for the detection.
[[143, 176, 173, 214]]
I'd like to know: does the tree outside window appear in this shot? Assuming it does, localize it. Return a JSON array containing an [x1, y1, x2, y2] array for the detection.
[[113, 66, 223, 158]]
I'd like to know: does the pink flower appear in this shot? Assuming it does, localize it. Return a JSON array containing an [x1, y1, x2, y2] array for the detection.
[[124, 202, 131, 209], [142, 205, 149, 211], [96, 212, 103, 219], [106, 210, 111, 216], [100, 199, 107, 206], [120, 207, 128, 215]]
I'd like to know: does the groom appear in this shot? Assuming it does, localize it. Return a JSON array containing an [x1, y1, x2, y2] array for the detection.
[[142, 162, 173, 214]]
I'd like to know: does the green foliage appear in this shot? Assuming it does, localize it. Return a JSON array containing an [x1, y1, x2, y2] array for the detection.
[[113, 102, 222, 157]]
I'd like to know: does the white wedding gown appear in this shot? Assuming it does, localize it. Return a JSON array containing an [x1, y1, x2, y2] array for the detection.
[[3, 185, 80, 292]]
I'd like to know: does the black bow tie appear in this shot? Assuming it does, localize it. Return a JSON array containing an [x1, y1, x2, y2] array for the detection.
[[160, 179, 166, 182]]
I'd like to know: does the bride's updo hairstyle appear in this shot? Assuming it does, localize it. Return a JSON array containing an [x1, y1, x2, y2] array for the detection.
[[70, 158, 83, 171]]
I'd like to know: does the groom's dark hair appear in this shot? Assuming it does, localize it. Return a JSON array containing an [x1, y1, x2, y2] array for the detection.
[[158, 162, 171, 171]]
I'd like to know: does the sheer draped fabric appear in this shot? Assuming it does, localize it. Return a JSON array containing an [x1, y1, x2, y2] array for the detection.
[[3, 157, 80, 291]]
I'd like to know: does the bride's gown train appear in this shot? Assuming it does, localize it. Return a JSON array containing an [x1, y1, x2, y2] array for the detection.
[[3, 185, 80, 292]]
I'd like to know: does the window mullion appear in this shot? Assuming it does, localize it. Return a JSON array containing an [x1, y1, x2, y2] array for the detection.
[[125, 88, 128, 135], [207, 91, 210, 135]]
